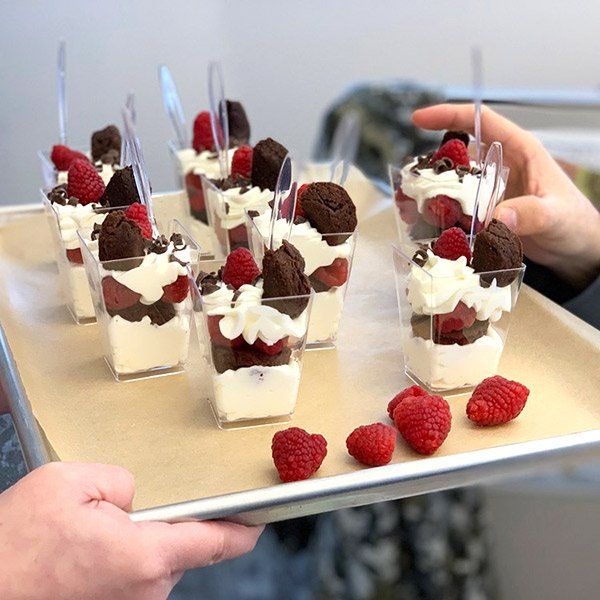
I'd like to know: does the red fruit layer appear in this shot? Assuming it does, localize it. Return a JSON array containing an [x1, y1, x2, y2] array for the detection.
[[162, 275, 189, 304], [422, 195, 462, 229], [102, 276, 141, 310], [311, 258, 349, 289], [434, 302, 476, 334], [66, 248, 84, 265]]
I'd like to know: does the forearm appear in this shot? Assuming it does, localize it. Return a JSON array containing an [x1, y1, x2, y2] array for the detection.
[[0, 387, 8, 415]]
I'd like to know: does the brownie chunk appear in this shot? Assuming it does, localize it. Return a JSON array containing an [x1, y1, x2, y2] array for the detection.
[[262, 240, 311, 319], [251, 137, 288, 191], [107, 299, 176, 325], [99, 166, 140, 208], [98, 210, 145, 269], [226, 100, 250, 146], [300, 182, 357, 245], [91, 125, 121, 162], [472, 219, 523, 286], [211, 343, 292, 374]]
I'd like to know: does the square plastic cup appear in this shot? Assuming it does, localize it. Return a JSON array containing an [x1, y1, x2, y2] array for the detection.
[[392, 244, 525, 394], [79, 220, 201, 382], [246, 214, 357, 349], [191, 267, 314, 429], [388, 146, 509, 250], [41, 190, 119, 324], [202, 174, 274, 258]]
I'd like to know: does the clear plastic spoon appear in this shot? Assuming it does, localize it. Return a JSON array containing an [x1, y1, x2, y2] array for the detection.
[[329, 110, 361, 186], [268, 154, 296, 250], [120, 92, 135, 166], [121, 106, 157, 235], [57, 40, 67, 145], [471, 46, 483, 165], [207, 61, 229, 180], [470, 140, 503, 247], [158, 64, 188, 149]]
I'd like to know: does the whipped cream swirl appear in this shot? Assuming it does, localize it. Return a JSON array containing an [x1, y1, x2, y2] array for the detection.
[[55, 203, 107, 250]]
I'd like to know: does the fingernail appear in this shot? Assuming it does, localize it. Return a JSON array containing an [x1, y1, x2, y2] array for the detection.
[[496, 207, 517, 231]]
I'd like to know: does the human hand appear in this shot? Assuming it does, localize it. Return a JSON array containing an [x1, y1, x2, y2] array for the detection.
[[413, 104, 600, 288], [0, 462, 262, 600]]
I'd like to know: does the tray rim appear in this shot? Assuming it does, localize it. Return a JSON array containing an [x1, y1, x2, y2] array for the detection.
[[1, 198, 600, 524]]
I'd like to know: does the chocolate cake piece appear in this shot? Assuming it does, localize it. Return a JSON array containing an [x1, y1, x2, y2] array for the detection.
[[211, 343, 292, 374], [262, 240, 311, 319], [91, 125, 121, 162], [226, 100, 250, 146], [300, 182, 357, 246], [472, 219, 523, 286], [251, 138, 288, 191], [100, 148, 120, 166], [99, 166, 140, 208], [441, 130, 470, 147], [98, 210, 145, 269], [146, 300, 177, 326]]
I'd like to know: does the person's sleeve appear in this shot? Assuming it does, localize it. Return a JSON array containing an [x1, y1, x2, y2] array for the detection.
[[524, 258, 600, 329], [564, 273, 600, 329]]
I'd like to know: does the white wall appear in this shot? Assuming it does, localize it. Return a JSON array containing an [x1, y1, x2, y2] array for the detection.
[[2, 0, 600, 203]]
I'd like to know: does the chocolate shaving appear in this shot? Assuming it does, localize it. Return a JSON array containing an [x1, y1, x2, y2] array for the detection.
[[412, 244, 430, 267], [91, 222, 102, 241], [196, 271, 221, 296], [67, 197, 79, 207], [170, 233, 186, 250], [432, 157, 454, 174], [47, 184, 68, 205], [146, 235, 169, 254]]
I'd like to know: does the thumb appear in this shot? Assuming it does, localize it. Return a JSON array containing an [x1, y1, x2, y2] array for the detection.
[[494, 195, 557, 237], [142, 520, 263, 572]]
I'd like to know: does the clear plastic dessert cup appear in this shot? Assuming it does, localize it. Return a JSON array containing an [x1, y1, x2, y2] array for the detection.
[[79, 220, 201, 382], [388, 151, 509, 252], [247, 213, 356, 349], [41, 190, 118, 324], [392, 244, 525, 394], [191, 270, 314, 429], [168, 140, 236, 226], [202, 174, 273, 258]]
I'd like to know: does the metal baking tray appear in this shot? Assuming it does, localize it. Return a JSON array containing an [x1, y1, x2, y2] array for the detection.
[[1, 187, 599, 526]]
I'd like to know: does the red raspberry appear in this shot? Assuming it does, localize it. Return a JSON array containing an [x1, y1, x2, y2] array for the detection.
[[311, 258, 349, 288], [67, 159, 105, 205], [395, 189, 418, 225], [192, 111, 218, 153], [466, 375, 530, 426], [221, 248, 261, 289], [295, 183, 308, 218], [422, 195, 462, 229], [346, 423, 396, 467], [102, 276, 141, 310], [458, 214, 484, 235], [252, 338, 285, 356], [231, 145, 253, 179], [434, 302, 476, 333], [431, 139, 470, 168], [393, 393, 452, 455], [66, 248, 84, 265], [207, 315, 244, 348], [272, 427, 327, 482], [162, 275, 189, 304], [432, 227, 472, 261], [51, 145, 88, 171], [387, 385, 428, 420], [125, 203, 153, 239]]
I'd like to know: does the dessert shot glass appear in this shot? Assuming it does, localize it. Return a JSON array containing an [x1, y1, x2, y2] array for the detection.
[[392, 244, 525, 393], [191, 270, 314, 429], [79, 220, 201, 381], [247, 215, 357, 349], [202, 174, 273, 258], [41, 190, 115, 324], [388, 147, 509, 251]]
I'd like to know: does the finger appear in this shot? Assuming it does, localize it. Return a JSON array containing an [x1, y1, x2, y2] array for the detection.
[[412, 103, 532, 149], [143, 520, 263, 572], [495, 195, 558, 237], [64, 462, 136, 511]]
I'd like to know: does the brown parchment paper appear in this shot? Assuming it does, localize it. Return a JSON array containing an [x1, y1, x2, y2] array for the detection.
[[1, 184, 599, 511]]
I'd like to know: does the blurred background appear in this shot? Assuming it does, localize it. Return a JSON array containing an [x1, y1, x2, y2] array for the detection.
[[3, 0, 600, 202], [1, 2, 599, 599]]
